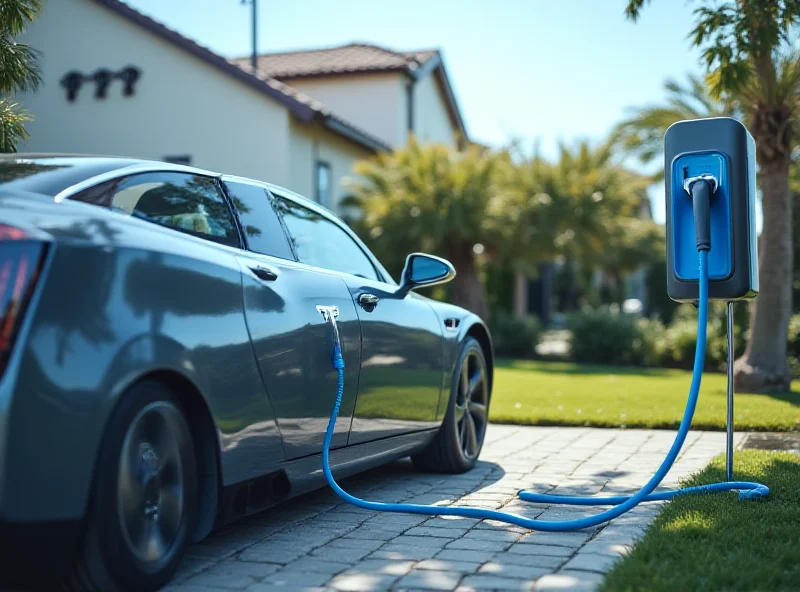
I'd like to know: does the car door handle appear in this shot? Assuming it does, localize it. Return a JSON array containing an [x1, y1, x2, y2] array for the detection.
[[357, 293, 380, 311], [250, 265, 278, 282]]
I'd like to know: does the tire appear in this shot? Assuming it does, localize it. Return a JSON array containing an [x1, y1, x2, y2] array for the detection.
[[412, 337, 490, 473], [68, 380, 198, 592]]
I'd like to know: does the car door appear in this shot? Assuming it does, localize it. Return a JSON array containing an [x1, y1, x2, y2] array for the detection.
[[271, 192, 445, 445], [68, 170, 288, 483], [222, 177, 362, 460]]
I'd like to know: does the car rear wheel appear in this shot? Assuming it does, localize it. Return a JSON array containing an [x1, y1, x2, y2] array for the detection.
[[68, 380, 198, 592], [412, 337, 490, 473]]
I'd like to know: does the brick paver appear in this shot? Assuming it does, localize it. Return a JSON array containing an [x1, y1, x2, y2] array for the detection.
[[164, 426, 744, 592]]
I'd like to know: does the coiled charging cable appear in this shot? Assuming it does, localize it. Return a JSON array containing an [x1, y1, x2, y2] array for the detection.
[[318, 177, 768, 531]]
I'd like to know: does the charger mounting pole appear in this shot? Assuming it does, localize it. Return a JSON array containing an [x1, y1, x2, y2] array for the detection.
[[726, 301, 734, 481]]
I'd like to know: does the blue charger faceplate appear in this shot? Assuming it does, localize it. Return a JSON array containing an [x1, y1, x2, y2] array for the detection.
[[671, 151, 732, 282]]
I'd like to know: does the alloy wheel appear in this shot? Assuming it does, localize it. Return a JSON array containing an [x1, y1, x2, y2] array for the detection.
[[454, 350, 488, 460], [117, 401, 186, 566]]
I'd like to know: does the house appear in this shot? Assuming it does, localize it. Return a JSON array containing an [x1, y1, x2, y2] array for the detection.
[[15, 0, 468, 213], [231, 43, 468, 150]]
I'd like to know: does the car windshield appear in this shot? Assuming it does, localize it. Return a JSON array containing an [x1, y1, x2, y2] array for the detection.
[[0, 157, 139, 197]]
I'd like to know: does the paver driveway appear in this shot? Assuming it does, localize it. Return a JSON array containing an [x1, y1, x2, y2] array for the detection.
[[166, 425, 743, 592]]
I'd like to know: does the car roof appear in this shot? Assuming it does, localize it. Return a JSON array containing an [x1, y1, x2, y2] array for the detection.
[[1, 153, 398, 285], [1, 154, 332, 215], [0, 153, 154, 165], [0, 154, 164, 197]]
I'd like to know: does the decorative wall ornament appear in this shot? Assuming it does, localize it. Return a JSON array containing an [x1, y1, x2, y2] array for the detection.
[[60, 66, 141, 102]]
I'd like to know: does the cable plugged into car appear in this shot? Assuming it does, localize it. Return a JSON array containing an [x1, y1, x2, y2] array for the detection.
[[318, 117, 768, 531]]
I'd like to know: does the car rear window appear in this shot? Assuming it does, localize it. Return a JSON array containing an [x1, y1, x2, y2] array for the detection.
[[0, 158, 140, 197]]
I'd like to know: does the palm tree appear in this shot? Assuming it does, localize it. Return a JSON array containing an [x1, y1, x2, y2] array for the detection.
[[626, 0, 800, 392], [504, 140, 661, 311], [612, 74, 737, 178], [0, 0, 41, 152], [347, 138, 659, 322], [345, 137, 509, 320]]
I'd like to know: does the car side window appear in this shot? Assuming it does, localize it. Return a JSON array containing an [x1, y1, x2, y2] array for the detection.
[[222, 180, 294, 260], [275, 197, 380, 281], [73, 172, 240, 248]]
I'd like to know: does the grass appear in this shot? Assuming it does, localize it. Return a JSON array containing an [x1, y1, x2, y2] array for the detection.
[[490, 359, 800, 431], [602, 451, 800, 592]]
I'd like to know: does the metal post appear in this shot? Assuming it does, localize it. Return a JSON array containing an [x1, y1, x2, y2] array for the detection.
[[251, 0, 258, 72], [726, 300, 734, 481], [242, 0, 258, 72]]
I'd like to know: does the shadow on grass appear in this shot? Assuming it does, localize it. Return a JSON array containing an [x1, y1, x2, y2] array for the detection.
[[601, 451, 800, 592], [743, 389, 800, 407]]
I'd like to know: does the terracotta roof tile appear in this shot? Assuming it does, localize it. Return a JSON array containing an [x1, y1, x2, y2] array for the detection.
[[231, 43, 440, 79]]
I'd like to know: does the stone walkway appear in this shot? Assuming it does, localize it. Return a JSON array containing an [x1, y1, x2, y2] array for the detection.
[[166, 425, 743, 592]]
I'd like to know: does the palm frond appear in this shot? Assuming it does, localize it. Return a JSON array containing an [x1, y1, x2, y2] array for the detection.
[[0, 0, 41, 37], [0, 36, 39, 93], [611, 74, 737, 167], [0, 98, 31, 152]]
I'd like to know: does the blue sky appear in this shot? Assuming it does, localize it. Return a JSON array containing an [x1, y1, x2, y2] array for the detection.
[[124, 0, 708, 223]]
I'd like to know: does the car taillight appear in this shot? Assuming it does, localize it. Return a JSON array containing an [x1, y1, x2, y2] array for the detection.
[[0, 224, 46, 377]]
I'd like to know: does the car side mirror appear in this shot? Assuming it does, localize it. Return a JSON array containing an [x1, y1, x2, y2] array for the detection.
[[397, 253, 455, 297]]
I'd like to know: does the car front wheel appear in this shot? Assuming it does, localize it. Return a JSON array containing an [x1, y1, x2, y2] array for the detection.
[[412, 337, 490, 473], [68, 380, 198, 592]]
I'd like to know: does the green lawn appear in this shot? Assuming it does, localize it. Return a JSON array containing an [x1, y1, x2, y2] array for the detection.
[[602, 451, 800, 592], [490, 359, 800, 431]]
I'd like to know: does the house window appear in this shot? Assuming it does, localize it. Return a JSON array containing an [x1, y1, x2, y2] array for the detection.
[[164, 155, 192, 166], [315, 161, 331, 208]]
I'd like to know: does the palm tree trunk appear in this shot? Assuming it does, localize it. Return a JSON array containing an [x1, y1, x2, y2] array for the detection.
[[734, 158, 793, 392], [448, 243, 489, 321]]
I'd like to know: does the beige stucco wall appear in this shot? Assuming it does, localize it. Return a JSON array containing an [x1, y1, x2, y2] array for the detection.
[[16, 0, 291, 186], [413, 74, 457, 147], [287, 120, 373, 214], [286, 73, 408, 149]]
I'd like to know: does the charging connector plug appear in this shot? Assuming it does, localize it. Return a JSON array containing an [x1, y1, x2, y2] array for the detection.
[[684, 174, 717, 252]]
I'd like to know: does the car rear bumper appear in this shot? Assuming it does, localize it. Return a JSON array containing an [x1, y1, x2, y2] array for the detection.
[[0, 518, 82, 590]]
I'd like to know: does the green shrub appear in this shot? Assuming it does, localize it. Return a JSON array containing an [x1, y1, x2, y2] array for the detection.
[[489, 311, 542, 358], [655, 303, 748, 372], [567, 307, 654, 366], [788, 314, 800, 378], [565, 302, 752, 371], [638, 317, 667, 366]]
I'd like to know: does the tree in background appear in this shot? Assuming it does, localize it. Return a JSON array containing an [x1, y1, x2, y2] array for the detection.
[[346, 137, 661, 322], [513, 141, 663, 307], [344, 138, 509, 320], [613, 74, 738, 177], [0, 0, 41, 152], [625, 0, 800, 392], [793, 162, 800, 310]]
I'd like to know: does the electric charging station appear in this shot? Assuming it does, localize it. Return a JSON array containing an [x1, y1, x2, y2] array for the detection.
[[665, 117, 759, 303], [665, 117, 759, 481], [318, 116, 768, 532]]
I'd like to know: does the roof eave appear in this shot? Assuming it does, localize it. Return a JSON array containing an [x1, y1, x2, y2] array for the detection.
[[430, 62, 469, 143], [93, 0, 316, 119], [407, 53, 468, 143], [321, 116, 392, 153], [91, 0, 388, 153]]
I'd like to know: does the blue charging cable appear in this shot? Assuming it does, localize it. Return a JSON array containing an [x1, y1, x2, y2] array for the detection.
[[321, 250, 768, 531]]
